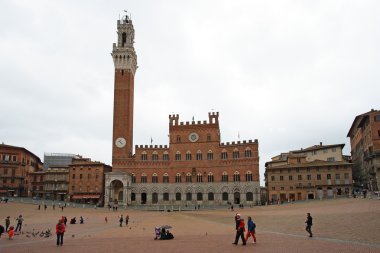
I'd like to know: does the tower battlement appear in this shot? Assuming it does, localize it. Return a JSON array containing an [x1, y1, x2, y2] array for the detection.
[[169, 112, 219, 126]]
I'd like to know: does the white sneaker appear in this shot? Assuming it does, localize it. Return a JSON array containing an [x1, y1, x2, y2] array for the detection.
[[252, 242, 256, 244]]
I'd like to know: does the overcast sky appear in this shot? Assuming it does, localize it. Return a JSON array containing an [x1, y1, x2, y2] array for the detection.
[[1, 0, 379, 185]]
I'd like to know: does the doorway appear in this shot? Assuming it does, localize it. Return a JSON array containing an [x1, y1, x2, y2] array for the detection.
[[234, 192, 240, 204]]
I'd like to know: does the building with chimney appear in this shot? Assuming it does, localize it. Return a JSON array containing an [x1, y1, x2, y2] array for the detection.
[[265, 143, 352, 203]]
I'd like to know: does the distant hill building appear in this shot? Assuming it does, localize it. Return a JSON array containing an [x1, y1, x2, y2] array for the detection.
[[347, 109, 380, 191], [265, 143, 352, 203]]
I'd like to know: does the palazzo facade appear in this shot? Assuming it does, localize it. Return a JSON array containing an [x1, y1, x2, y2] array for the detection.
[[105, 15, 260, 207]]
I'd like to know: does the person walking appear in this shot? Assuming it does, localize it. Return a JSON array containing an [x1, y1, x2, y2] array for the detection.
[[305, 213, 313, 237], [8, 226, 14, 240], [56, 219, 65, 246], [125, 215, 129, 226], [15, 215, 24, 232], [0, 224, 4, 239], [245, 216, 257, 244], [232, 214, 246, 246], [5, 216, 10, 232], [119, 215, 123, 227]]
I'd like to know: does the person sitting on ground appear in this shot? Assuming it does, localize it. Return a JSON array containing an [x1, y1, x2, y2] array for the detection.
[[70, 217, 76, 224], [160, 228, 166, 240], [154, 227, 160, 240], [165, 230, 174, 240], [80, 216, 84, 224]]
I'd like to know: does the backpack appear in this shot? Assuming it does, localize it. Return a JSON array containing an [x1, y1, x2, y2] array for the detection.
[[252, 223, 256, 230], [58, 223, 63, 231]]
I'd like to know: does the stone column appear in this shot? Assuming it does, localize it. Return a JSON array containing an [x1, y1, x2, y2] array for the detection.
[[229, 193, 234, 204], [123, 186, 128, 205], [136, 193, 141, 204], [105, 185, 110, 206]]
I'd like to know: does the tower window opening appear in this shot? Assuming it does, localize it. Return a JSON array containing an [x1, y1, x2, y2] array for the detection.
[[122, 32, 127, 47]]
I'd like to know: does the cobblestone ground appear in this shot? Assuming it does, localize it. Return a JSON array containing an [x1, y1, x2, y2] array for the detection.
[[0, 198, 379, 253]]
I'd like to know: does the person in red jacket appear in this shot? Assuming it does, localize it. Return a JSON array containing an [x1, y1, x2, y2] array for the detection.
[[56, 219, 65, 246]]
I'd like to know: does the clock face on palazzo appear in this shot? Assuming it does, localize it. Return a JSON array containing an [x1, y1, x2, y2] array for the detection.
[[188, 132, 199, 142], [115, 137, 127, 148]]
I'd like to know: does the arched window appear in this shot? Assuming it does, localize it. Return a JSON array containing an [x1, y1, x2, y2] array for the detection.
[[175, 151, 181, 161], [221, 149, 228, 160], [175, 173, 181, 183], [152, 173, 158, 183], [233, 171, 240, 182], [186, 151, 192, 160], [152, 151, 158, 161], [222, 192, 229, 201], [176, 135, 181, 143], [246, 192, 253, 201], [197, 173, 203, 183], [197, 192, 203, 201], [163, 173, 169, 183], [244, 148, 252, 158], [207, 150, 213, 160], [163, 151, 169, 161], [131, 173, 136, 183], [186, 192, 192, 201], [196, 150, 202, 160], [222, 171, 228, 182], [176, 192, 181, 201], [163, 192, 169, 201], [232, 149, 240, 159], [208, 172, 214, 182], [186, 173, 192, 183], [246, 171, 253, 182], [208, 192, 214, 201], [141, 151, 147, 161], [141, 173, 147, 183]]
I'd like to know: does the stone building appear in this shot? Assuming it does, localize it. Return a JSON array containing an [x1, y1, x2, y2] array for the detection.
[[105, 15, 260, 207], [29, 167, 69, 201], [0, 143, 43, 197], [69, 157, 111, 205], [347, 109, 380, 191], [265, 143, 352, 203]]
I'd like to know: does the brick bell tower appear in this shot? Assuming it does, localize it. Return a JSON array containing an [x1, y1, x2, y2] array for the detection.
[[111, 14, 137, 166]]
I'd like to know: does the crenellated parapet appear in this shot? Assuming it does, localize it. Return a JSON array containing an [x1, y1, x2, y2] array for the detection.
[[135, 145, 169, 150], [220, 139, 258, 147]]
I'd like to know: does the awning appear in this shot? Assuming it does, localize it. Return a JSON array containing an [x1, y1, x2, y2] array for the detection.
[[71, 195, 100, 199], [0, 190, 7, 193]]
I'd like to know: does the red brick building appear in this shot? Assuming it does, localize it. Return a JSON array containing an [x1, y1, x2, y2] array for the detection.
[[347, 109, 380, 191], [69, 157, 111, 205], [105, 15, 260, 207], [0, 143, 43, 197]]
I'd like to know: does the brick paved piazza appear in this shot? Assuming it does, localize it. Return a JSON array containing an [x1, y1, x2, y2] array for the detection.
[[0, 198, 379, 253]]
